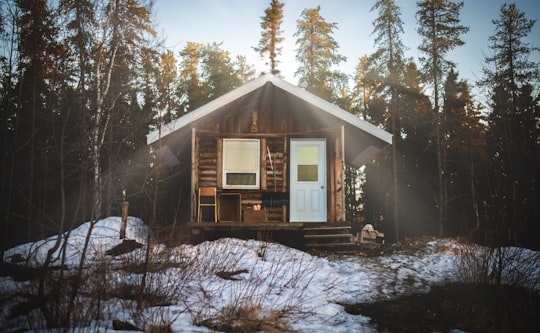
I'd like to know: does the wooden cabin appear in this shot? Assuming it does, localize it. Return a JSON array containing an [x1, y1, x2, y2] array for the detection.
[[147, 74, 391, 246]]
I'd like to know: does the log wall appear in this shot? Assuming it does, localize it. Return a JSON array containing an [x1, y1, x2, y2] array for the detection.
[[192, 104, 345, 223]]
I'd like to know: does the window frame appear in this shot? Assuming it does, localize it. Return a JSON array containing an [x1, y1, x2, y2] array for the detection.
[[222, 138, 260, 189]]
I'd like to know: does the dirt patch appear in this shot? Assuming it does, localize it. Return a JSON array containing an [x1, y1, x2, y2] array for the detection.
[[343, 283, 540, 333], [215, 269, 249, 281], [319, 235, 442, 257], [375, 235, 441, 256], [0, 262, 42, 281], [105, 239, 143, 256]]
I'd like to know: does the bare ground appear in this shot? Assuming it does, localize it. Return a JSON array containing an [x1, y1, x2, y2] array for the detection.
[[338, 236, 540, 333], [343, 282, 539, 333]]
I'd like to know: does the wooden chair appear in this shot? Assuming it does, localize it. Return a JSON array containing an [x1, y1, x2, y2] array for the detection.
[[198, 187, 217, 223]]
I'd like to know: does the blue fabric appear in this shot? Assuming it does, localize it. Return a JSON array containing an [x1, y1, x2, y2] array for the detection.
[[262, 192, 289, 206]]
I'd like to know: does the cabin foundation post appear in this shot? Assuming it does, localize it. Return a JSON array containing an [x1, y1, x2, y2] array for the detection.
[[337, 125, 345, 221], [120, 201, 129, 239], [192, 128, 198, 222]]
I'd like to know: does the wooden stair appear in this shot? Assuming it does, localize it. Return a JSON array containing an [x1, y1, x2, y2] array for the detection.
[[303, 225, 357, 253]]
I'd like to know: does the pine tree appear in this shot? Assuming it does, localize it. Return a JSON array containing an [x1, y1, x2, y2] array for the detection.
[[254, 0, 284, 75], [401, 62, 433, 143], [156, 50, 179, 124], [235, 54, 256, 83], [349, 56, 381, 234], [370, 0, 407, 242], [178, 42, 255, 112], [201, 43, 241, 99], [400, 61, 437, 236], [294, 6, 346, 101], [352, 55, 381, 120], [89, 0, 155, 218], [0, 2, 20, 258], [14, 0, 66, 240], [481, 3, 539, 247], [178, 42, 205, 113], [60, 0, 96, 222], [443, 69, 486, 235], [416, 0, 469, 237]]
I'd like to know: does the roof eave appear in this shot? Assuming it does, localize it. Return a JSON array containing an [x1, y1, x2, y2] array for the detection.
[[147, 74, 392, 146], [146, 74, 273, 145]]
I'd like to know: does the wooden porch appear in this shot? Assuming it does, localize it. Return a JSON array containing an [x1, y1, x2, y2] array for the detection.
[[187, 221, 359, 252]]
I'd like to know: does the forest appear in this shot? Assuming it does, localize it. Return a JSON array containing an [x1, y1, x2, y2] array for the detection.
[[0, 0, 538, 255]]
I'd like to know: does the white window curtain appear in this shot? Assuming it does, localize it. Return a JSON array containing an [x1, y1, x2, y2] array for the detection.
[[223, 139, 260, 189]]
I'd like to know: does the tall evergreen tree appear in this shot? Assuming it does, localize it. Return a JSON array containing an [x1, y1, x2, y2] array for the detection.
[[178, 41, 205, 113], [178, 42, 254, 113], [13, 0, 65, 240], [399, 61, 438, 236], [89, 0, 155, 218], [481, 3, 539, 247], [0, 1, 20, 257], [416, 0, 469, 237], [442, 69, 486, 235], [370, 0, 407, 241], [352, 55, 381, 120], [401, 62, 433, 143], [60, 0, 96, 223], [254, 0, 284, 75], [156, 50, 179, 125], [200, 42, 241, 99], [294, 6, 346, 101], [348, 56, 380, 234]]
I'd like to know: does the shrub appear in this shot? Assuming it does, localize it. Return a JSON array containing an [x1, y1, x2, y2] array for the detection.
[[455, 241, 539, 290]]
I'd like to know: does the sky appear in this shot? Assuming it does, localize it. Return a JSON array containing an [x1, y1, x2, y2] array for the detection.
[[153, 0, 539, 99]]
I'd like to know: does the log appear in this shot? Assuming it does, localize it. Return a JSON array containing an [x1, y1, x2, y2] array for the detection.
[[215, 269, 249, 281]]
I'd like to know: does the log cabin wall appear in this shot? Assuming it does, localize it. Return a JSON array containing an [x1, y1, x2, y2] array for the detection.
[[198, 136, 218, 188], [193, 101, 345, 222], [195, 133, 290, 222]]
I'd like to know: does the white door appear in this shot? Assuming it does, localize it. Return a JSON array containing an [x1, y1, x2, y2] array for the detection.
[[290, 139, 327, 222]]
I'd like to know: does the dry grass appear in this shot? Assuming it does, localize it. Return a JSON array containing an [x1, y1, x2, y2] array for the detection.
[[4, 237, 326, 332], [196, 303, 292, 333], [455, 241, 539, 290]]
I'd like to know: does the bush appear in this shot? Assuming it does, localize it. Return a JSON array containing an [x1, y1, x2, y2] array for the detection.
[[455, 241, 539, 290], [191, 240, 318, 332], [3, 236, 320, 332]]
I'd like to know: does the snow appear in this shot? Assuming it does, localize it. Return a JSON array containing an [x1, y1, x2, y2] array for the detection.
[[4, 217, 147, 266], [1, 217, 538, 332]]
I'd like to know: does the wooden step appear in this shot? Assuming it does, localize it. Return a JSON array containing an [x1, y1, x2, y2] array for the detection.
[[304, 226, 351, 232], [304, 226, 351, 236], [306, 242, 357, 248], [304, 234, 353, 243], [303, 224, 355, 252], [305, 241, 359, 254], [304, 233, 353, 240]]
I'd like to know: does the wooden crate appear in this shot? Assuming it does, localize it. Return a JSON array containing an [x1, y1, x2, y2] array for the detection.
[[244, 210, 267, 222], [219, 193, 241, 222]]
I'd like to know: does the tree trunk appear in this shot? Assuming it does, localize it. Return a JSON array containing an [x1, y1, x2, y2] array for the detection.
[[391, 84, 399, 242], [433, 70, 445, 237]]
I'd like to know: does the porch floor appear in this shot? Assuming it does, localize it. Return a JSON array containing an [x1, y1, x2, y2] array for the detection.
[[188, 221, 351, 231], [187, 221, 357, 252]]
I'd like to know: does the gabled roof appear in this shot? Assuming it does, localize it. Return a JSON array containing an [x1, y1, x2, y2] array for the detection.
[[147, 74, 392, 167]]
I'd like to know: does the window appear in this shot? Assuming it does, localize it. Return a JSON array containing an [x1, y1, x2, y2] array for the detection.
[[296, 146, 319, 182], [223, 139, 260, 189]]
